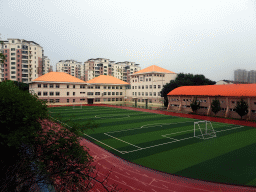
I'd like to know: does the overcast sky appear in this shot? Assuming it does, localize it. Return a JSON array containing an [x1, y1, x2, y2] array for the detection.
[[1, 0, 256, 82]]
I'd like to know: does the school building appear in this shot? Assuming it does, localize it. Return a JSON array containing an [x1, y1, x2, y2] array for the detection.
[[167, 84, 256, 120]]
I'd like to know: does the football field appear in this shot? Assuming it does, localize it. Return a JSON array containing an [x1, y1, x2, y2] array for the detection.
[[48, 105, 256, 187]]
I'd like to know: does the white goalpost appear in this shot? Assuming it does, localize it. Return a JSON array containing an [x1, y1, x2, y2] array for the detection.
[[73, 104, 82, 109], [194, 121, 216, 140]]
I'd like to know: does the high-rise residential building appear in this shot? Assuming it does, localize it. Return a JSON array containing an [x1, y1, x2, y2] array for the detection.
[[42, 56, 52, 75], [83, 58, 141, 83], [248, 70, 256, 83], [0, 38, 46, 83], [56, 60, 84, 80], [234, 69, 248, 83]]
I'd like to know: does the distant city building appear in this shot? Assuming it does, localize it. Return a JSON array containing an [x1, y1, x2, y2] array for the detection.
[[234, 69, 248, 83], [0, 38, 51, 83], [248, 70, 256, 83]]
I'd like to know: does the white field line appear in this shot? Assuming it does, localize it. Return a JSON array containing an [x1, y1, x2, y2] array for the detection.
[[48, 116, 125, 154], [104, 133, 142, 149], [83, 133, 125, 154], [121, 125, 245, 154], [106, 121, 197, 134]]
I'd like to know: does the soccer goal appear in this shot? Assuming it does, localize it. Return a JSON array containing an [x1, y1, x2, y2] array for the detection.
[[194, 121, 216, 140], [73, 104, 82, 109]]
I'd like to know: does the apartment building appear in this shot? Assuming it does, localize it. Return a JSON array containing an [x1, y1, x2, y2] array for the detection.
[[56, 60, 84, 80], [83, 58, 141, 83], [42, 56, 52, 75], [29, 72, 129, 104], [167, 84, 256, 120], [128, 65, 177, 104], [0, 38, 47, 83], [234, 69, 248, 83]]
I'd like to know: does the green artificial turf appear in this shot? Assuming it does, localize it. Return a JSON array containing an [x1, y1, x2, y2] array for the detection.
[[48, 106, 256, 187]]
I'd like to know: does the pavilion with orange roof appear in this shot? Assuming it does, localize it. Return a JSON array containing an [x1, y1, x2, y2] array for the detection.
[[167, 84, 256, 120]]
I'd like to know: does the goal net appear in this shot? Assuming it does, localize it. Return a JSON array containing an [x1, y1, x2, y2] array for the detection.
[[194, 121, 216, 140], [73, 104, 82, 109]]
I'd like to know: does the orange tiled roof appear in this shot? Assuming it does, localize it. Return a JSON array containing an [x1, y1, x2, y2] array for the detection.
[[86, 75, 129, 85], [167, 84, 256, 97], [32, 72, 86, 83], [134, 65, 175, 74]]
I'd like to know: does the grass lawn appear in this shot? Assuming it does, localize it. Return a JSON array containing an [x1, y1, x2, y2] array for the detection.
[[48, 105, 256, 187]]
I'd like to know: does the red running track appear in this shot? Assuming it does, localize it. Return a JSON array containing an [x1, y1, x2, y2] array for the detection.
[[49, 104, 256, 191]]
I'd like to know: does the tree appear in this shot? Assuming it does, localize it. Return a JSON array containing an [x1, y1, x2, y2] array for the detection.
[[0, 80, 122, 192], [190, 96, 200, 113], [211, 96, 221, 116], [234, 98, 248, 120], [161, 73, 216, 107]]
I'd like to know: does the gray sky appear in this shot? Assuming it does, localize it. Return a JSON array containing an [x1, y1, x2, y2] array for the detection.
[[1, 0, 256, 82]]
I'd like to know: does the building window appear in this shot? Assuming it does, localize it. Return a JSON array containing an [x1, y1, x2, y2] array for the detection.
[[67, 99, 69, 103], [154, 92, 156, 96], [50, 84, 53, 88], [38, 92, 41, 96], [108, 92, 111, 95], [146, 85, 148, 89], [87, 92, 93, 95], [67, 85, 69, 88], [154, 85, 156, 89], [67, 92, 69, 96], [138, 86, 140, 89], [56, 99, 59, 103], [56, 84, 59, 88], [11, 48, 15, 51], [112, 98, 115, 101], [149, 78, 151, 81], [112, 92, 115, 95], [104, 86, 106, 89], [158, 92, 161, 96], [108, 86, 111, 89], [116, 92, 119, 95], [56, 92, 60, 96], [95, 85, 100, 89], [95, 92, 100, 95], [73, 92, 75, 96], [43, 84, 47, 88], [150, 85, 152, 89], [146, 92, 148, 96], [73, 99, 75, 102], [73, 85, 75, 88], [43, 92, 48, 96], [120, 92, 122, 95], [112, 86, 115, 89], [11, 57, 15, 60], [150, 92, 152, 96], [50, 92, 54, 96], [38, 84, 41, 88]]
